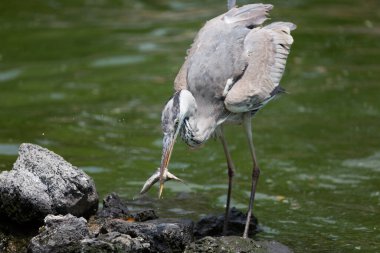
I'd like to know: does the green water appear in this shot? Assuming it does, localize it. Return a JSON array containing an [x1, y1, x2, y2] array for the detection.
[[1, 0, 379, 252]]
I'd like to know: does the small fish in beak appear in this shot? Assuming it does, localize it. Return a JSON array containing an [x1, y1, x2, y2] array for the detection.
[[140, 90, 196, 198], [140, 167, 184, 197]]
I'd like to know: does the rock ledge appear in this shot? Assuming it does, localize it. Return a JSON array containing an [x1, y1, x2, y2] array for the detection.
[[0, 143, 98, 223]]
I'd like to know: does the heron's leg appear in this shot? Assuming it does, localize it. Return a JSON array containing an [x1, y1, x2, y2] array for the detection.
[[242, 112, 260, 238], [217, 126, 236, 235]]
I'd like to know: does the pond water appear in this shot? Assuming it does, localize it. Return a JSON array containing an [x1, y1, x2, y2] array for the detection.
[[1, 0, 379, 252]]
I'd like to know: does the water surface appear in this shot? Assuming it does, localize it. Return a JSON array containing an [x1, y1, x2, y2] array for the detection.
[[1, 0, 379, 252]]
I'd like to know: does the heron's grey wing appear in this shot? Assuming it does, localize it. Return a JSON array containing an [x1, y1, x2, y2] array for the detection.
[[224, 22, 296, 113], [174, 3, 273, 93]]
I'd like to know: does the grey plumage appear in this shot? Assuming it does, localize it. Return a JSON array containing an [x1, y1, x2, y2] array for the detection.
[[225, 21, 295, 113], [174, 4, 295, 143], [141, 2, 296, 238]]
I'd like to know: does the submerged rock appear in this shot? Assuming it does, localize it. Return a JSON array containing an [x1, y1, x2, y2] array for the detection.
[[0, 143, 98, 223], [184, 236, 293, 253], [195, 207, 259, 238], [28, 214, 90, 253]]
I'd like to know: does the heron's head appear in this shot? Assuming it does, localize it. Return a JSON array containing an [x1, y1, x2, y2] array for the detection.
[[158, 89, 196, 197]]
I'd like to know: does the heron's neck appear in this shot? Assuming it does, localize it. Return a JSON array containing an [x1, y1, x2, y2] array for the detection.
[[180, 115, 216, 148]]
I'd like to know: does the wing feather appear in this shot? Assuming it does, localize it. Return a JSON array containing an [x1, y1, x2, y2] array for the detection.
[[224, 22, 296, 113], [174, 3, 273, 92]]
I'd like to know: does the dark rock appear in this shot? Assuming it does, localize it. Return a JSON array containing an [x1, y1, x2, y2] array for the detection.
[[194, 207, 259, 238], [0, 191, 292, 253], [80, 238, 115, 253], [102, 218, 194, 253], [131, 209, 158, 222], [28, 214, 90, 253], [184, 236, 293, 253], [0, 143, 98, 223], [0, 215, 39, 253], [97, 193, 158, 222], [81, 232, 150, 253], [0, 232, 8, 253], [97, 193, 130, 219]]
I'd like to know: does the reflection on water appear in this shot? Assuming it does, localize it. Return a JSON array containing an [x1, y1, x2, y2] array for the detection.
[[91, 55, 147, 68], [80, 166, 109, 174], [0, 144, 19, 156], [343, 152, 380, 171], [0, 69, 22, 82], [0, 0, 380, 252]]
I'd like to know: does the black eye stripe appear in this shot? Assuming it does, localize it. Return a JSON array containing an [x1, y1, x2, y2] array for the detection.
[[172, 91, 181, 117]]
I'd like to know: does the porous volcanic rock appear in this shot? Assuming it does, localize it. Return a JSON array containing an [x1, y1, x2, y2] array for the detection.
[[101, 217, 194, 253], [28, 214, 89, 253], [0, 143, 98, 223]]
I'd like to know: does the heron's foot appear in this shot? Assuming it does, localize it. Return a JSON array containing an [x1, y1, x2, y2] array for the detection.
[[140, 168, 184, 195]]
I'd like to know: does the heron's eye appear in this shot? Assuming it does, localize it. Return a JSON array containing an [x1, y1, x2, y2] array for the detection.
[[174, 118, 179, 127]]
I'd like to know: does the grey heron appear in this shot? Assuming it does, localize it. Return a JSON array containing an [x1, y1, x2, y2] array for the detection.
[[140, 0, 296, 238]]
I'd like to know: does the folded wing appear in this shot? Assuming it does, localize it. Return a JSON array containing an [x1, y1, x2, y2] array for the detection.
[[224, 22, 296, 113]]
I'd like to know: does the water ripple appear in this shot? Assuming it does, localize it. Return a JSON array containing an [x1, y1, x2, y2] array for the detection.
[[0, 144, 19, 156], [91, 55, 146, 68], [342, 152, 380, 171], [0, 69, 22, 82], [80, 166, 109, 174]]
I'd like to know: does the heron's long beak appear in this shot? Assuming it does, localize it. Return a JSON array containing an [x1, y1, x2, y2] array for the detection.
[[140, 120, 185, 197], [159, 130, 178, 198]]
